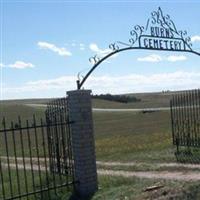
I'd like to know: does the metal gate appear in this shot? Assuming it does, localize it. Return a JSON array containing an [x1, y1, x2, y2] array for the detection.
[[0, 98, 74, 200], [46, 97, 73, 176], [170, 89, 200, 152]]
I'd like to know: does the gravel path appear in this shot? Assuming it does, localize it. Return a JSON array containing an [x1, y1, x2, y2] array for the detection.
[[1, 162, 47, 171], [98, 169, 200, 181], [2, 161, 200, 182], [96, 161, 200, 169], [2, 157, 200, 170], [2, 157, 200, 181], [25, 103, 170, 112]]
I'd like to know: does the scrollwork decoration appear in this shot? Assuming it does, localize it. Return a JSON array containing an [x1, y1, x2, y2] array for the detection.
[[150, 7, 177, 34], [129, 25, 144, 46], [179, 30, 192, 48], [89, 55, 100, 65], [109, 43, 119, 51], [149, 7, 193, 49], [77, 7, 199, 90], [88, 7, 194, 67]]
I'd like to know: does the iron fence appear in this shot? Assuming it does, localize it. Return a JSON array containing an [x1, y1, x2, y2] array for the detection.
[[170, 89, 200, 151], [0, 97, 74, 200], [46, 98, 74, 176]]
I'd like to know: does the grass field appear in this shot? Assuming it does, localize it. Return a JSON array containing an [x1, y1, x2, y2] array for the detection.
[[0, 102, 173, 162], [0, 103, 45, 125], [94, 110, 174, 162], [92, 176, 200, 200], [1, 92, 200, 199]]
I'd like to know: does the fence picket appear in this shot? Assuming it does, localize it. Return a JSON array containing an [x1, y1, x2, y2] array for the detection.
[[0, 97, 74, 200], [170, 89, 200, 151]]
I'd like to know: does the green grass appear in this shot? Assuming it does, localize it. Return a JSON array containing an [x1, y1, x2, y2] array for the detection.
[[0, 169, 71, 200], [0, 98, 51, 105], [0, 103, 45, 127], [0, 103, 50, 157], [0, 103, 52, 157], [97, 162, 200, 173], [3, 169, 200, 200], [94, 110, 175, 162], [2, 95, 198, 199], [92, 176, 200, 200], [0, 128, 49, 156], [0, 102, 174, 162]]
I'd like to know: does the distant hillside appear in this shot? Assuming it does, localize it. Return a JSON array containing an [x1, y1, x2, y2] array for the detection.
[[0, 98, 53, 105], [0, 90, 191, 109]]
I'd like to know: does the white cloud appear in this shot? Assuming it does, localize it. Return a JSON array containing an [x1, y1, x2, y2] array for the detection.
[[4, 76, 76, 95], [167, 55, 187, 62], [3, 71, 200, 97], [89, 43, 117, 64], [80, 43, 85, 50], [0, 61, 34, 69], [9, 61, 34, 69], [80, 71, 200, 93], [137, 54, 187, 62], [0, 63, 5, 68], [80, 47, 85, 51], [27, 76, 75, 89], [89, 43, 112, 56], [137, 54, 162, 62], [71, 43, 76, 47], [38, 41, 72, 57], [191, 35, 200, 43], [89, 43, 99, 52]]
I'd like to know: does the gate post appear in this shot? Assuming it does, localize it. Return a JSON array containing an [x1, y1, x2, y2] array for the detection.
[[67, 90, 98, 198]]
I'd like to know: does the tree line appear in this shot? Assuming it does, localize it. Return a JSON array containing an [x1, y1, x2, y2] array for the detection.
[[92, 94, 141, 103]]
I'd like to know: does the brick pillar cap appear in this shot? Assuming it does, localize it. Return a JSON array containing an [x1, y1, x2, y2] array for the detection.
[[67, 89, 91, 95]]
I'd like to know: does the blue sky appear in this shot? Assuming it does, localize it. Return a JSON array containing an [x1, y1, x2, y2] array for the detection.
[[0, 0, 200, 99]]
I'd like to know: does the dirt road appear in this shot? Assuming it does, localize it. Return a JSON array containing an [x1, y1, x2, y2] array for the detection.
[[2, 157, 200, 182]]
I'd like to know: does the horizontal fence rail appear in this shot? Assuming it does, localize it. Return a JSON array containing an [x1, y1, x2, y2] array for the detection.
[[0, 97, 74, 200], [170, 89, 200, 149]]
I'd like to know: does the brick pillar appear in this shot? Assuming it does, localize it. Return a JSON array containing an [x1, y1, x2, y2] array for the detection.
[[67, 90, 98, 198]]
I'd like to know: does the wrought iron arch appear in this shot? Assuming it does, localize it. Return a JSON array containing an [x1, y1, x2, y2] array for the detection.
[[77, 7, 200, 90]]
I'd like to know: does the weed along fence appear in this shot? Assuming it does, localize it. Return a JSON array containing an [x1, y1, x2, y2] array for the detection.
[[0, 90, 98, 199], [170, 89, 200, 155]]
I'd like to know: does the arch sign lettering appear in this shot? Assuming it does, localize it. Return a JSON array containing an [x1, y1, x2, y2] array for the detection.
[[77, 7, 200, 89]]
